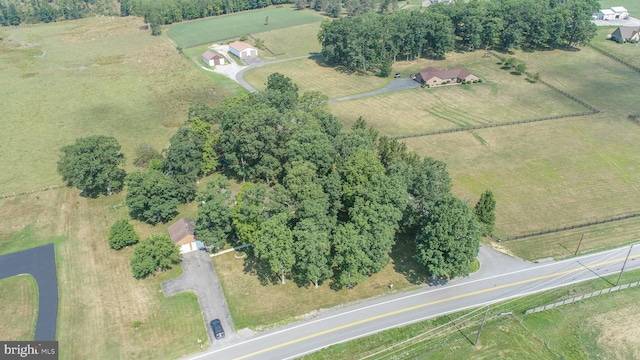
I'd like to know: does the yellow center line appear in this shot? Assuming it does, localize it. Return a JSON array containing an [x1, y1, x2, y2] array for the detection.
[[234, 254, 638, 360]]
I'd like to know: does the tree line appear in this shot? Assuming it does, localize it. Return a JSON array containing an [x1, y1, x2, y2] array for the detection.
[[0, 0, 119, 25], [318, 0, 599, 74], [57, 73, 495, 285]]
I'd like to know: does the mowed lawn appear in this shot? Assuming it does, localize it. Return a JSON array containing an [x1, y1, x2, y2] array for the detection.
[[592, 27, 640, 69], [244, 57, 390, 98], [0, 189, 208, 359], [0, 17, 230, 195], [166, 7, 324, 48], [0, 275, 38, 340], [253, 22, 322, 60]]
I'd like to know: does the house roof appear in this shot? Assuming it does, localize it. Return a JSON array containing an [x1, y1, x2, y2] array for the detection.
[[610, 6, 628, 13], [418, 67, 475, 81], [168, 218, 195, 244], [612, 26, 640, 39], [600, 9, 615, 15], [202, 50, 223, 60], [229, 41, 257, 52]]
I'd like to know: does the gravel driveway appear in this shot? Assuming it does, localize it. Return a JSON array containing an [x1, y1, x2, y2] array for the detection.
[[162, 251, 233, 345], [594, 17, 640, 27]]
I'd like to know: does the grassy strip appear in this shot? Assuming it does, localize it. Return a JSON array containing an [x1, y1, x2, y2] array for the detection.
[[302, 269, 640, 359], [166, 7, 324, 49], [0, 275, 38, 340]]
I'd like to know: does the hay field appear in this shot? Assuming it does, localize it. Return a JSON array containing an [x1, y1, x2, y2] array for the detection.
[[0, 17, 230, 195], [166, 7, 324, 48], [252, 22, 322, 60]]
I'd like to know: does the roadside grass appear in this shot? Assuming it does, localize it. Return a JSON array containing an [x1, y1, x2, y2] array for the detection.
[[0, 189, 208, 359], [0, 16, 230, 195], [0, 275, 38, 340], [592, 26, 640, 68], [250, 22, 322, 60], [598, 0, 640, 17], [243, 57, 390, 98], [166, 7, 325, 49], [214, 236, 423, 330], [303, 269, 640, 360]]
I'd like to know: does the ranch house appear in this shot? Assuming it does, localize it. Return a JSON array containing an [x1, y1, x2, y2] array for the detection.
[[168, 218, 205, 253], [610, 26, 640, 42], [229, 41, 258, 59], [202, 50, 224, 66], [414, 67, 479, 86]]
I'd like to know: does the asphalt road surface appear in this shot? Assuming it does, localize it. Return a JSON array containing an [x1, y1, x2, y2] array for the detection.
[[0, 243, 58, 341], [186, 245, 640, 360]]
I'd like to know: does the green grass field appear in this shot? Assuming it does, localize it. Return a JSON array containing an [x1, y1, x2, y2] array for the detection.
[[251, 22, 322, 60], [303, 270, 640, 359], [166, 7, 325, 49], [0, 275, 38, 340], [592, 27, 640, 68], [0, 17, 232, 195]]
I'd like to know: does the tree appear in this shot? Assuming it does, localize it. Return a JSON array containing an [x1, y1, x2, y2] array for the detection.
[[130, 234, 181, 279], [231, 183, 268, 245], [293, 218, 332, 288], [514, 62, 527, 74], [415, 195, 481, 279], [265, 15, 269, 25], [195, 176, 234, 250], [57, 135, 126, 197], [108, 219, 140, 250], [163, 127, 203, 203], [254, 212, 295, 284], [475, 190, 496, 236], [125, 170, 180, 224]]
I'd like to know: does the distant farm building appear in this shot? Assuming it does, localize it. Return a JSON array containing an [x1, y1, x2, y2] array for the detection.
[[414, 67, 479, 86], [229, 41, 258, 59], [610, 26, 640, 42], [596, 6, 629, 20], [202, 50, 224, 66], [168, 218, 204, 253]]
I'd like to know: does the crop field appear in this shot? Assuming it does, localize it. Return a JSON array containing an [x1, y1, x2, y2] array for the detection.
[[166, 7, 325, 49], [0, 275, 38, 340], [0, 17, 229, 195], [243, 57, 391, 98]]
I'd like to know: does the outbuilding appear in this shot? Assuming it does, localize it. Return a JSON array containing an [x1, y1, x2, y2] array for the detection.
[[611, 6, 629, 19], [598, 9, 616, 20], [228, 41, 258, 59], [202, 50, 225, 66]]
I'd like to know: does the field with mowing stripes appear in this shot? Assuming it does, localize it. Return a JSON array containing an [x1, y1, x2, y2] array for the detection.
[[252, 22, 322, 60], [166, 7, 324, 48]]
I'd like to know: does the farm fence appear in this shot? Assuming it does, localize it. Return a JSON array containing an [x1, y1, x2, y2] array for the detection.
[[388, 51, 599, 140], [588, 44, 640, 74], [489, 212, 640, 242], [1, 184, 65, 200], [629, 114, 640, 126], [524, 281, 640, 315]]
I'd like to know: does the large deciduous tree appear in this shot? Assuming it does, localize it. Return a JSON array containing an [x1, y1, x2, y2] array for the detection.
[[57, 135, 126, 197], [195, 176, 234, 251], [130, 234, 181, 279], [254, 212, 295, 284], [163, 127, 204, 203], [415, 195, 481, 279], [125, 170, 179, 224]]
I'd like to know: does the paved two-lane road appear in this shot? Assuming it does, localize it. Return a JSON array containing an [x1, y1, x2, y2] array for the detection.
[[187, 245, 640, 360]]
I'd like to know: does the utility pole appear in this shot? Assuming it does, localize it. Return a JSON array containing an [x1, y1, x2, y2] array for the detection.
[[574, 233, 584, 255], [474, 306, 490, 346], [616, 244, 634, 286]]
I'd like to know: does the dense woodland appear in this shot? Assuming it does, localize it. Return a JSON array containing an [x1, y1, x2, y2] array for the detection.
[[319, 0, 600, 73]]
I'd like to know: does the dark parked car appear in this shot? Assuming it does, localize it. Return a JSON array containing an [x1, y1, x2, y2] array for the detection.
[[210, 319, 225, 340]]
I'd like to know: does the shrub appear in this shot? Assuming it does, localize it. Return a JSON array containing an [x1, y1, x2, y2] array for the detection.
[[131, 234, 181, 279], [477, 79, 482, 83], [108, 219, 140, 250], [133, 144, 162, 168]]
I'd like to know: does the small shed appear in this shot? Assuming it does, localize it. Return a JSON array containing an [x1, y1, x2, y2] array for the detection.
[[598, 9, 616, 20], [611, 6, 629, 19], [202, 50, 225, 66], [229, 41, 258, 59]]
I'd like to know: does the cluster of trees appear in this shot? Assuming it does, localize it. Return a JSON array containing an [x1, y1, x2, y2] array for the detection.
[[189, 73, 494, 287], [318, 0, 599, 74], [0, 0, 118, 25], [295, 0, 398, 17]]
